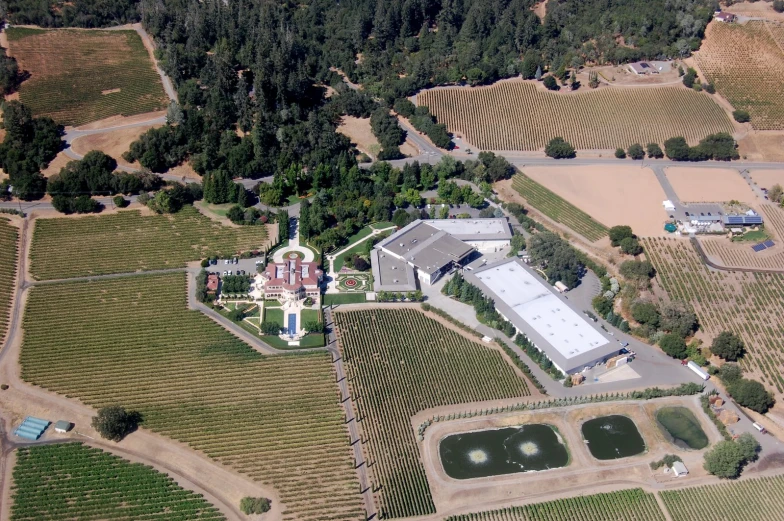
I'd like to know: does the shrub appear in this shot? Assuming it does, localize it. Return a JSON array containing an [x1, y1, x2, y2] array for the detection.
[[92, 405, 140, 442], [682, 67, 697, 88], [733, 109, 751, 123], [544, 137, 576, 159], [113, 195, 128, 208], [659, 333, 687, 359], [627, 143, 645, 160], [704, 433, 759, 479], [728, 378, 775, 414], [775, 0, 784, 13], [615, 147, 626, 159], [711, 331, 745, 361], [240, 497, 271, 515], [650, 454, 682, 470], [609, 225, 634, 247], [620, 236, 642, 255], [646, 143, 664, 158], [704, 83, 716, 94], [718, 363, 743, 385], [261, 321, 281, 335], [543, 75, 559, 90]]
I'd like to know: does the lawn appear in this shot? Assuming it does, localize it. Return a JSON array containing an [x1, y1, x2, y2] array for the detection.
[[371, 221, 396, 230], [335, 308, 530, 518], [6, 28, 168, 126], [0, 218, 18, 342], [731, 229, 770, 242], [11, 443, 225, 521], [20, 274, 364, 521], [262, 333, 325, 349], [301, 309, 320, 324], [263, 307, 284, 326], [323, 293, 366, 305], [29, 208, 269, 280], [334, 241, 371, 272]]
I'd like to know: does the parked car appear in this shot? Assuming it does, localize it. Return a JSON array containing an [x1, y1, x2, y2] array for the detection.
[[224, 259, 229, 265], [223, 271, 227, 276]]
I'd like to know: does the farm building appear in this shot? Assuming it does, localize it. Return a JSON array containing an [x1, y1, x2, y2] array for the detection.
[[466, 258, 619, 374], [628, 62, 658, 75], [14, 417, 50, 440], [373, 220, 475, 286], [421, 218, 512, 252], [722, 212, 763, 226], [714, 11, 736, 23], [54, 420, 72, 434], [257, 254, 322, 301], [671, 461, 689, 477], [371, 249, 418, 292]]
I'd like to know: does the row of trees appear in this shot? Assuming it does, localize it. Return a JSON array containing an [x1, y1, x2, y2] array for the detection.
[[664, 133, 740, 161]]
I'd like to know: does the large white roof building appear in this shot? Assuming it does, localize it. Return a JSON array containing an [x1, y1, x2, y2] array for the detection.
[[467, 258, 620, 374]]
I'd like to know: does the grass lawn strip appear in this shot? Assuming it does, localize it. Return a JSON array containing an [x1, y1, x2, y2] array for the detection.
[[10, 442, 225, 521], [29, 208, 268, 280], [323, 293, 367, 305], [20, 273, 364, 521]]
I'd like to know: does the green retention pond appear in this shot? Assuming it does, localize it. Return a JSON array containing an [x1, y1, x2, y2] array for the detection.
[[581, 415, 646, 460], [439, 424, 569, 480], [656, 406, 709, 449]]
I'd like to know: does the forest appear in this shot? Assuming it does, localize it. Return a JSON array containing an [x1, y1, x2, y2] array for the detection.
[[2, 0, 717, 202]]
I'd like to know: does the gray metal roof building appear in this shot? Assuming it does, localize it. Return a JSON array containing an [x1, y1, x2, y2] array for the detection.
[[465, 258, 620, 374]]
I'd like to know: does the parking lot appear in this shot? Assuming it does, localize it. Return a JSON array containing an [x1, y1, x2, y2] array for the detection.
[[205, 257, 265, 277]]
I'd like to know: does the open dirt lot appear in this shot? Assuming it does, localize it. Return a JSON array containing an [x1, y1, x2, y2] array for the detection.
[[749, 169, 784, 190], [666, 167, 756, 203], [71, 124, 160, 167], [738, 133, 784, 162], [337, 116, 380, 159], [726, 1, 784, 21], [40, 151, 73, 178], [524, 165, 668, 237], [420, 397, 722, 517]]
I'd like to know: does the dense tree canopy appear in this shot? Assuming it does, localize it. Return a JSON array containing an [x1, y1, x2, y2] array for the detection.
[[711, 331, 745, 361], [704, 433, 759, 479], [91, 405, 140, 442]]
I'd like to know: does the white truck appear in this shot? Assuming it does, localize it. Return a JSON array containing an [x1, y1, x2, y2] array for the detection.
[[687, 360, 709, 381]]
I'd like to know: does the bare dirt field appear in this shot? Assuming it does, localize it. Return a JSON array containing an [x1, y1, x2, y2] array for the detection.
[[40, 151, 72, 178], [738, 133, 784, 162], [665, 167, 756, 203], [167, 162, 201, 180], [71, 124, 160, 167], [420, 397, 721, 517], [337, 116, 380, 159], [749, 169, 784, 190], [726, 1, 784, 21], [524, 165, 668, 237]]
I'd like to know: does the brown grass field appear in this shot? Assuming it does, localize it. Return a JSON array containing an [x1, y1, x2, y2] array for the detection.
[[336, 116, 380, 159], [694, 21, 784, 130], [6, 27, 168, 126], [665, 167, 756, 203], [70, 124, 160, 167], [749, 169, 784, 190], [524, 165, 667, 237], [417, 79, 733, 150]]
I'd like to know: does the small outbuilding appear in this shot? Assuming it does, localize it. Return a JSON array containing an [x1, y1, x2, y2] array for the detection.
[[54, 420, 72, 434], [206, 274, 220, 292], [714, 11, 736, 23], [671, 461, 689, 477]]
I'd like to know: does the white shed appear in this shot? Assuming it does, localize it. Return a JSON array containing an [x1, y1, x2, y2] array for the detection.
[[671, 461, 689, 477]]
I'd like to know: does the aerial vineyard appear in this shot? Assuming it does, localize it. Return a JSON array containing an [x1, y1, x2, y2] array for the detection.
[[0, 218, 19, 342], [418, 81, 732, 150], [694, 21, 784, 130], [334, 308, 530, 519], [20, 274, 364, 521], [6, 28, 168, 126], [11, 442, 225, 521], [511, 173, 608, 241], [661, 475, 784, 521], [445, 488, 665, 521], [643, 238, 784, 395], [29, 208, 269, 280]]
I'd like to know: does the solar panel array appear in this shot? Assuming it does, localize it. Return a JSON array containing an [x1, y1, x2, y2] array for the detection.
[[764, 240, 775, 248], [752, 243, 767, 252], [725, 215, 764, 225]]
